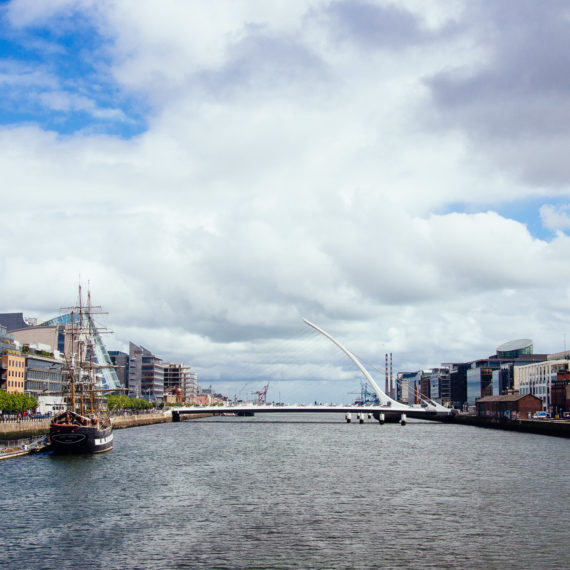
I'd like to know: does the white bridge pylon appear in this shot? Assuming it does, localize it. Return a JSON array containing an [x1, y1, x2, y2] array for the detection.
[[303, 318, 405, 410], [303, 318, 448, 414]]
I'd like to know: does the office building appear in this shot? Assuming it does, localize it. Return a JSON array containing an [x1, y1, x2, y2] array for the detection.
[[128, 343, 165, 402], [516, 359, 570, 413]]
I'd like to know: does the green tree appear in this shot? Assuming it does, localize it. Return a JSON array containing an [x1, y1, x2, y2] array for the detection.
[[0, 390, 38, 413], [106, 394, 154, 412]]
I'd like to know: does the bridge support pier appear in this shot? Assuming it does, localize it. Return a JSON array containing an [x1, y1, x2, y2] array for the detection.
[[378, 413, 385, 425], [400, 413, 407, 426], [345, 413, 352, 423]]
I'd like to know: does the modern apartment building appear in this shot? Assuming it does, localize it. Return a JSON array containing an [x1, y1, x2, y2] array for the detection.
[[1, 354, 26, 393], [516, 359, 570, 412], [0, 324, 24, 393], [128, 342, 165, 402]]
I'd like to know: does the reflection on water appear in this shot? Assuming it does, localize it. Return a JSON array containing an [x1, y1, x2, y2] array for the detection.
[[1, 414, 568, 569]]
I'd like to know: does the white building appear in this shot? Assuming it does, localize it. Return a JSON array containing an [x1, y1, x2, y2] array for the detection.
[[515, 359, 570, 412]]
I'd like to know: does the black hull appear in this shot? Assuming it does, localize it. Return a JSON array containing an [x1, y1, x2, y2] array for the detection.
[[49, 424, 113, 454]]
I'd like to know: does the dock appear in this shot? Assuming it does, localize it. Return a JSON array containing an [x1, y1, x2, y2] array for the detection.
[[448, 414, 570, 438], [0, 438, 49, 461]]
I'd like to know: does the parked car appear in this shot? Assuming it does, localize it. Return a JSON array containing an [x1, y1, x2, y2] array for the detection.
[[532, 411, 549, 419]]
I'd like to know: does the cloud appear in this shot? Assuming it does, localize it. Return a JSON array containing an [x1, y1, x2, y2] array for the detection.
[[540, 204, 570, 232], [1, 1, 570, 404], [0, 60, 56, 89], [37, 90, 128, 120], [3, 0, 81, 28], [317, 0, 432, 50], [425, 0, 570, 187]]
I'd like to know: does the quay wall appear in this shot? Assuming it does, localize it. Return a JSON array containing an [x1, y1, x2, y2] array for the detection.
[[111, 411, 212, 428], [112, 412, 172, 429], [449, 415, 570, 438], [0, 419, 50, 439], [0, 411, 213, 438]]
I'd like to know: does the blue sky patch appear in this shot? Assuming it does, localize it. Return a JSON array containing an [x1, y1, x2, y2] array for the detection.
[[0, 5, 148, 138], [440, 197, 566, 241]]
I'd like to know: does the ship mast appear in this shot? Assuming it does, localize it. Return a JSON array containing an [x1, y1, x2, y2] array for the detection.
[[69, 309, 77, 411], [78, 283, 85, 416], [63, 284, 105, 416], [87, 288, 96, 414]]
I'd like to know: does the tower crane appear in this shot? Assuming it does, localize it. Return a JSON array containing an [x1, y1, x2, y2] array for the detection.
[[235, 382, 249, 403]]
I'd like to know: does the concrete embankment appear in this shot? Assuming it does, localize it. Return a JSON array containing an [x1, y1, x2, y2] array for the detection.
[[449, 415, 570, 438], [0, 411, 213, 439], [112, 412, 172, 429], [0, 419, 50, 439], [112, 411, 213, 428]]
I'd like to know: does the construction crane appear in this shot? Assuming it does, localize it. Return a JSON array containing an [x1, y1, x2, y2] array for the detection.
[[253, 382, 270, 405], [235, 382, 249, 403], [348, 381, 379, 405]]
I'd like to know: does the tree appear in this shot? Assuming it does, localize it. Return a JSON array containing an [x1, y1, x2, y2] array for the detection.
[[0, 391, 38, 413], [106, 394, 154, 412]]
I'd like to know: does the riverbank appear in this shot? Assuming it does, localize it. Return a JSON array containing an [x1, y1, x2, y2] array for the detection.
[[0, 410, 214, 439], [0, 418, 50, 439], [112, 411, 214, 429], [2, 410, 567, 439], [449, 414, 570, 438], [0, 437, 49, 460]]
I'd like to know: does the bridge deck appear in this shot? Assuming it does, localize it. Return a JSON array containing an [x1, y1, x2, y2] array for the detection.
[[172, 404, 454, 421]]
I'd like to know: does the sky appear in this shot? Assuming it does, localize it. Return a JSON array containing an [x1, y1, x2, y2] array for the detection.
[[1, 0, 570, 404]]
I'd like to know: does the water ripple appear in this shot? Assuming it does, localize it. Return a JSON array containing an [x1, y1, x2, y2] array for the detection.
[[1, 415, 568, 569]]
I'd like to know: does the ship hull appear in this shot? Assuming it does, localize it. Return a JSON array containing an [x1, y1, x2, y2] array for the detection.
[[49, 423, 113, 454]]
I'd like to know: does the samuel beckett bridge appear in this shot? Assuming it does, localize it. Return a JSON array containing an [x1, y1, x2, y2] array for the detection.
[[172, 319, 456, 425]]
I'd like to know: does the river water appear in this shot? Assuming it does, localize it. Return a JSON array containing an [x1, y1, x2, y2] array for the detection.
[[1, 414, 568, 569]]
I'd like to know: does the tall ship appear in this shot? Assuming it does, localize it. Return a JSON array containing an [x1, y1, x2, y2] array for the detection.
[[49, 287, 114, 454]]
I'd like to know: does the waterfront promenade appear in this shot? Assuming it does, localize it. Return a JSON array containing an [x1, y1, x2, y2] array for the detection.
[[0, 410, 178, 439], [450, 413, 570, 438]]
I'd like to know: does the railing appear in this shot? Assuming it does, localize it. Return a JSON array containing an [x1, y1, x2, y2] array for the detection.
[[0, 414, 52, 423], [110, 409, 165, 416]]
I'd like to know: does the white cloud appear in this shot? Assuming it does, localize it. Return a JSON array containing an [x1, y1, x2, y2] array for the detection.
[[37, 90, 127, 120], [1, 0, 570, 404], [540, 204, 570, 232], [0, 60, 57, 89], [4, 0, 82, 28]]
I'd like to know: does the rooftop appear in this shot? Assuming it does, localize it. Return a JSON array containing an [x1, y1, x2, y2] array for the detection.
[[497, 339, 533, 352], [477, 394, 538, 403]]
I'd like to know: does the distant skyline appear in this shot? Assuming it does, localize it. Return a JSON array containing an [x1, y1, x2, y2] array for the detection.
[[1, 0, 569, 404]]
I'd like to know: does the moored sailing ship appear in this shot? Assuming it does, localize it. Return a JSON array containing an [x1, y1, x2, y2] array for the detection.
[[49, 287, 114, 454]]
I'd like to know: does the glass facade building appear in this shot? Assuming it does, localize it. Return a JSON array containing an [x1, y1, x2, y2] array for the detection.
[[40, 313, 120, 390], [128, 342, 164, 402], [25, 356, 64, 397], [497, 339, 533, 359]]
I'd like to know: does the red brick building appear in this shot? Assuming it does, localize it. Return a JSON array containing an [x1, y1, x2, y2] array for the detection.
[[551, 370, 570, 414], [476, 394, 542, 419]]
